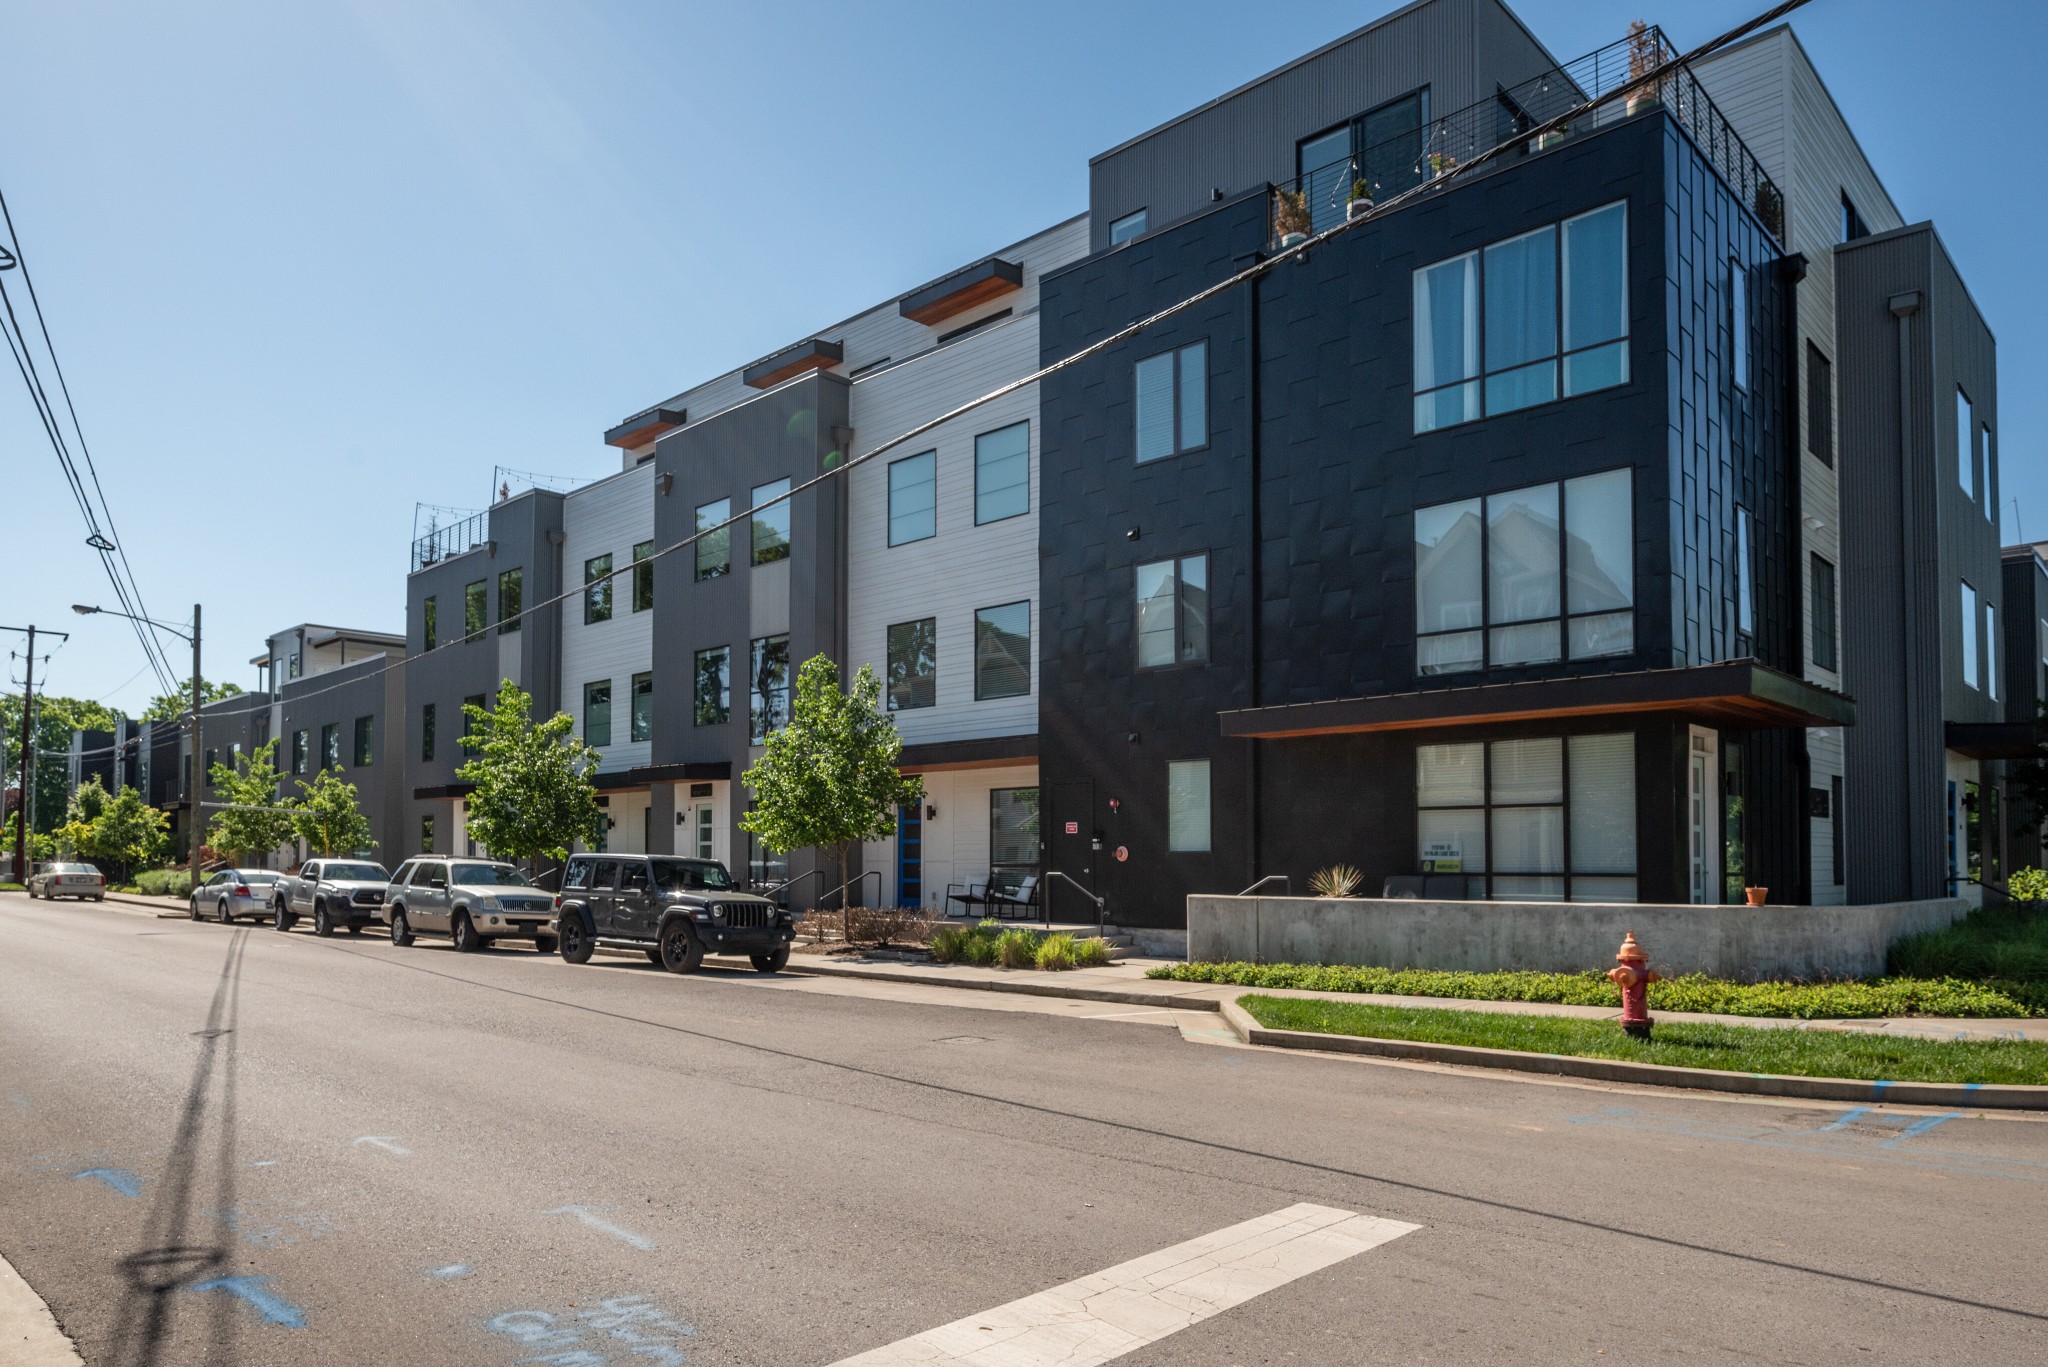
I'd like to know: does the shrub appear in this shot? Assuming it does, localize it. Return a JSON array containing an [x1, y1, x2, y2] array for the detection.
[[962, 932, 1000, 967], [134, 868, 192, 897], [929, 925, 969, 963], [995, 928, 1040, 969], [1308, 864, 1363, 898], [2007, 867, 2048, 905], [1071, 936, 1113, 968], [845, 904, 942, 948], [1035, 933, 1078, 971]]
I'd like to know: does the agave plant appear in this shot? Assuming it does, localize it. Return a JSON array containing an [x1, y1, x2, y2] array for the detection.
[[1308, 863, 1364, 898]]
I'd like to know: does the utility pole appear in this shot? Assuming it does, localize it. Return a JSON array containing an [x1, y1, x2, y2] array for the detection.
[[4, 622, 69, 883], [189, 603, 202, 897]]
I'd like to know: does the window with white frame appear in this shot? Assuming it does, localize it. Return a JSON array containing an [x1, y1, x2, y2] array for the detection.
[[1417, 733, 1636, 902], [1135, 341, 1207, 463], [1413, 469, 1632, 675], [1413, 202, 1628, 433]]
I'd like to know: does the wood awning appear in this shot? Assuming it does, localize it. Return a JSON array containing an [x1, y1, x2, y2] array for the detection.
[[603, 406, 686, 449], [1217, 661, 1854, 740], [899, 258, 1024, 326], [743, 338, 843, 389]]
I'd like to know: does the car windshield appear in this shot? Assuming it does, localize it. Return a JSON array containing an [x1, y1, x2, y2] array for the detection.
[[323, 863, 387, 882], [452, 863, 531, 887], [652, 860, 735, 892]]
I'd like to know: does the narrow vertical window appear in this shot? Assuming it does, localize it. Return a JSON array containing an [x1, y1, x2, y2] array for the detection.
[[462, 695, 484, 753], [749, 635, 790, 742], [1564, 470, 1633, 659], [695, 500, 731, 580], [1483, 225, 1558, 414], [1561, 203, 1629, 395], [292, 730, 308, 775], [973, 602, 1031, 699], [630, 672, 654, 742], [584, 554, 613, 623], [465, 580, 487, 640], [1166, 759, 1212, 853], [1568, 734, 1637, 902], [632, 541, 654, 612], [1811, 554, 1838, 672], [1413, 252, 1479, 431], [1984, 422, 1996, 525], [1735, 511, 1755, 640], [584, 680, 612, 748], [422, 596, 437, 652], [1415, 500, 1483, 675], [1957, 387, 1975, 501], [886, 618, 937, 711], [421, 705, 435, 763], [421, 815, 435, 854], [1806, 343, 1834, 466], [1831, 775, 1845, 885], [1961, 580, 1979, 689], [1986, 601, 1999, 702], [1729, 259, 1749, 392], [1134, 341, 1208, 463], [888, 451, 937, 546], [321, 723, 340, 772], [353, 716, 374, 767], [694, 646, 730, 726], [751, 478, 792, 565], [1487, 483, 1562, 666], [497, 568, 522, 634], [974, 422, 1030, 525]]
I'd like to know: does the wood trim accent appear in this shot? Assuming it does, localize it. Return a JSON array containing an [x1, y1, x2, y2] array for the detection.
[[900, 259, 1025, 326], [743, 339, 844, 389], [604, 406, 687, 449]]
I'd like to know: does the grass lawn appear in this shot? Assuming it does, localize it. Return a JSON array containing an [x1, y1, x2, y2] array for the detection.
[[1239, 995, 2048, 1086]]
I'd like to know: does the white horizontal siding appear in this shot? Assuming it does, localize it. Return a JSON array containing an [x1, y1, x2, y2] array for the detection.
[[561, 464, 656, 772], [860, 764, 1039, 912], [846, 316, 1041, 744]]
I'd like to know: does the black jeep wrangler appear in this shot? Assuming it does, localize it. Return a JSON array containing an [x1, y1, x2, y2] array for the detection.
[[554, 854, 794, 973]]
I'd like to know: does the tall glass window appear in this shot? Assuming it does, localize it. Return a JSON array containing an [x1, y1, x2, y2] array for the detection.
[[1134, 341, 1207, 463], [888, 451, 937, 546], [1135, 555, 1209, 668], [1811, 555, 1838, 672], [1986, 601, 1999, 702], [1483, 226, 1557, 414], [584, 680, 612, 748], [497, 568, 522, 634], [321, 723, 340, 772], [1961, 580, 1978, 689], [1729, 258, 1749, 392], [695, 499, 731, 580], [1414, 470, 1632, 674], [749, 635, 789, 742], [423, 596, 437, 651], [1561, 203, 1629, 395], [1806, 343, 1834, 466], [420, 707, 434, 763], [630, 672, 653, 742], [989, 787, 1040, 872], [1413, 253, 1479, 432], [465, 580, 487, 639], [1167, 760, 1211, 853], [292, 729, 309, 775], [1736, 512, 1754, 640], [974, 422, 1030, 525], [353, 716, 374, 767], [694, 646, 729, 726], [974, 602, 1031, 700], [751, 479, 791, 565], [1957, 387, 1975, 502], [584, 555, 612, 624], [887, 618, 937, 711], [632, 541, 654, 612]]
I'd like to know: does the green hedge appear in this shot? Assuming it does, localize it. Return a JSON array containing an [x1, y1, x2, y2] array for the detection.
[[1149, 961, 2045, 1019]]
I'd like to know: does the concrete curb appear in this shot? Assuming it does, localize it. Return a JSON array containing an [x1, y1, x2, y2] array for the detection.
[[1213, 997, 2048, 1111], [780, 959, 1222, 1011], [100, 892, 193, 918]]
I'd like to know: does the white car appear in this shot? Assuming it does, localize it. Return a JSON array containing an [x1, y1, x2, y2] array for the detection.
[[27, 862, 105, 901], [189, 868, 283, 924]]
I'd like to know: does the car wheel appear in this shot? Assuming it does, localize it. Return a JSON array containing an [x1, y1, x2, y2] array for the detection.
[[188, 895, 200, 920], [658, 920, 704, 975], [750, 946, 791, 974], [94, 894, 105, 903], [533, 935, 556, 955], [217, 898, 234, 925], [389, 907, 414, 947], [558, 916, 594, 964], [644, 948, 663, 965], [452, 911, 483, 953], [313, 902, 334, 937]]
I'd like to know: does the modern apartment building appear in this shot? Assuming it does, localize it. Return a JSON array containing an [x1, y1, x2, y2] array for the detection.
[[385, 0, 2026, 927]]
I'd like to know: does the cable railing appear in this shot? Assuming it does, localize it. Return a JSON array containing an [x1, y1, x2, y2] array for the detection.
[[410, 508, 489, 572], [1269, 24, 1782, 248]]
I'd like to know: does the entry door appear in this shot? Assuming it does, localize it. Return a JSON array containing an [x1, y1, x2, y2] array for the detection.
[[1049, 780, 1094, 918], [896, 803, 923, 908], [1687, 727, 1719, 904], [691, 804, 716, 862]]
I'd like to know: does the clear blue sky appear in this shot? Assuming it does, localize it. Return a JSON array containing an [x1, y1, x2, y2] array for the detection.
[[5, 0, 2042, 716]]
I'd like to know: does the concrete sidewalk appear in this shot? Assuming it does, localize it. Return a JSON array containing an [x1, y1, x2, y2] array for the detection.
[[786, 954, 2048, 1044]]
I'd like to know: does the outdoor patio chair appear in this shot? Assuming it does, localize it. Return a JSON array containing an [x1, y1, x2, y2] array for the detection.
[[944, 881, 991, 917], [985, 874, 1040, 920], [1381, 875, 1427, 899]]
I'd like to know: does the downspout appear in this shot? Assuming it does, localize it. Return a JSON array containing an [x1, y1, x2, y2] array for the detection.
[[1889, 289, 1924, 897], [1241, 236, 1265, 900]]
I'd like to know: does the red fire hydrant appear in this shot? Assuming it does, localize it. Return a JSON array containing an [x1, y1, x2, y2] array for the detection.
[[1607, 931, 1660, 1040]]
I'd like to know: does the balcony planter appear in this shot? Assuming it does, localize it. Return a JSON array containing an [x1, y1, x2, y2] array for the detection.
[[1744, 886, 1769, 907], [1279, 232, 1309, 250], [1528, 129, 1566, 153], [1627, 90, 1659, 116], [1427, 154, 1458, 181], [1346, 182, 1374, 221], [1272, 188, 1312, 251]]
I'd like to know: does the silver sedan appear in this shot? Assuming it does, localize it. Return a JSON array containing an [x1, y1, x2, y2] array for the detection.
[[189, 868, 283, 924], [27, 862, 105, 901]]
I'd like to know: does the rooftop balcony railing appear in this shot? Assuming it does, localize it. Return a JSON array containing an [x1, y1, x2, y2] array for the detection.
[[1270, 24, 1783, 249], [411, 506, 489, 572]]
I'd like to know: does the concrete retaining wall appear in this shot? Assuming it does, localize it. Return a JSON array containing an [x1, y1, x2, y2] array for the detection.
[[1185, 895, 1970, 981]]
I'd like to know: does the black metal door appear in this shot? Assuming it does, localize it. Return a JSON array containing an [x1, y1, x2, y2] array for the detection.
[[1049, 780, 1094, 919]]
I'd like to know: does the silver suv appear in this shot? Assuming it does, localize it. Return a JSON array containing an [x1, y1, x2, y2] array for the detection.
[[380, 857, 557, 953]]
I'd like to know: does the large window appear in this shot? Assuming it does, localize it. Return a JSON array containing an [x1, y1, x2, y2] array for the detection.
[[353, 715, 374, 767], [974, 422, 1029, 525], [694, 646, 729, 726], [632, 541, 654, 612], [751, 479, 791, 565], [291, 729, 308, 775], [495, 568, 521, 635], [989, 787, 1040, 871], [464, 580, 487, 640], [1167, 760, 1212, 853], [1135, 555, 1209, 668], [1108, 210, 1147, 246], [631, 672, 653, 742], [421, 705, 435, 763], [696, 499, 731, 580], [974, 602, 1031, 700], [750, 636, 789, 742], [423, 596, 437, 652], [1961, 580, 1979, 690], [888, 451, 937, 546], [584, 680, 612, 748], [1811, 554, 1838, 673], [320, 723, 340, 772], [1957, 387, 1975, 502], [1414, 469, 1632, 675], [1414, 202, 1627, 433], [1806, 343, 1833, 466], [1135, 341, 1207, 463], [584, 554, 613, 624], [1417, 733, 1637, 901], [887, 618, 937, 711]]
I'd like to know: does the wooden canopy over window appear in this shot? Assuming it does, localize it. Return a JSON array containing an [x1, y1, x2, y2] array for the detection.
[[743, 338, 843, 389], [604, 406, 687, 449], [899, 258, 1024, 326]]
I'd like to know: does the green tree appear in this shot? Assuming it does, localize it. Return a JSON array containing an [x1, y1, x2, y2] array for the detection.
[[140, 679, 242, 724], [290, 768, 374, 858], [205, 739, 293, 865], [456, 679, 602, 868], [1, 694, 122, 838], [82, 785, 169, 882], [740, 655, 923, 901]]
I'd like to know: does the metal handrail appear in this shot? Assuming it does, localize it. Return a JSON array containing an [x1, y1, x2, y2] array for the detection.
[[762, 868, 825, 908], [822, 869, 882, 911], [1236, 875, 1291, 897], [1040, 869, 1105, 941]]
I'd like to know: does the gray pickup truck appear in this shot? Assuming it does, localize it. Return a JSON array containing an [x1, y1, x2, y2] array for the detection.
[[271, 858, 391, 936]]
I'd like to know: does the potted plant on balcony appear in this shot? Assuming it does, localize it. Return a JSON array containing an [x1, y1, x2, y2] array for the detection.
[[1273, 188, 1312, 248], [1427, 151, 1459, 181], [1346, 180, 1374, 221], [1626, 20, 1663, 116]]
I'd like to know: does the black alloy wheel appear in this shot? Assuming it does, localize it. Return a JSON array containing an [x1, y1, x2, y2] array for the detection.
[[558, 916, 593, 964], [750, 945, 791, 974], [658, 921, 704, 975]]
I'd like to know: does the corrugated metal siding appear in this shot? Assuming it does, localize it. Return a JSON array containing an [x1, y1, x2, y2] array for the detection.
[[1085, 0, 1557, 251]]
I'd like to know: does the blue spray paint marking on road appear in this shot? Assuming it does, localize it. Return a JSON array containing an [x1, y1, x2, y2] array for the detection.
[[431, 1264, 474, 1279], [487, 1294, 695, 1364], [7, 1092, 27, 1110], [1817, 1107, 1870, 1132], [208, 1200, 338, 1248], [72, 1168, 142, 1197], [188, 1275, 307, 1328], [1567, 1110, 2045, 1182], [1881, 1112, 1963, 1147]]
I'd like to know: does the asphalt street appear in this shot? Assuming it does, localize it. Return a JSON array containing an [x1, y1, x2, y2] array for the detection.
[[2, 889, 2044, 1365]]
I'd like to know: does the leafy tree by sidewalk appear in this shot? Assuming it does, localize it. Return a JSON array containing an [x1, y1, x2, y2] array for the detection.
[[290, 769, 374, 858], [741, 655, 923, 902], [86, 785, 170, 882], [206, 739, 294, 865], [456, 680, 602, 869]]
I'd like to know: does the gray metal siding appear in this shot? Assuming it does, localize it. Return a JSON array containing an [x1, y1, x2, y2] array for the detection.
[[1086, 0, 1558, 251]]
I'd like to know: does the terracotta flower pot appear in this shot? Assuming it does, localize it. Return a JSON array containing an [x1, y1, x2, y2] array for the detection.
[[1744, 886, 1769, 907]]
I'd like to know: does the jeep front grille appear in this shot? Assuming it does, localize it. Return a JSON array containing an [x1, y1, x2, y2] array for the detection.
[[722, 903, 771, 929]]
